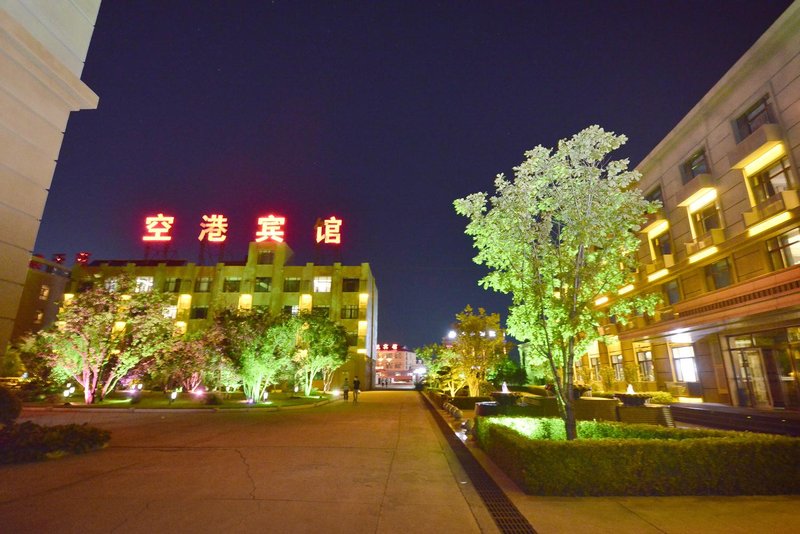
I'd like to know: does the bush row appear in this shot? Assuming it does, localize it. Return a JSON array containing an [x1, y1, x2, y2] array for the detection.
[[0, 421, 111, 464], [474, 417, 800, 496]]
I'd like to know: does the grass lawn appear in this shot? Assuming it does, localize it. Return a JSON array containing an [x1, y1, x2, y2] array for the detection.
[[24, 390, 333, 410]]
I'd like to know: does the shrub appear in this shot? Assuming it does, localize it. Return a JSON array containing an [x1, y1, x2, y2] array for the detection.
[[474, 417, 800, 495], [647, 391, 676, 405], [0, 387, 22, 426], [0, 421, 110, 464], [204, 393, 223, 405]]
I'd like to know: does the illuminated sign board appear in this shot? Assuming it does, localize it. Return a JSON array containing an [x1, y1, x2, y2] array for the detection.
[[198, 213, 228, 243], [142, 213, 344, 246]]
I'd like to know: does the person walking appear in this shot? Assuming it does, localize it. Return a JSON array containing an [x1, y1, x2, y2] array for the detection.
[[352, 376, 360, 403], [342, 378, 349, 401]]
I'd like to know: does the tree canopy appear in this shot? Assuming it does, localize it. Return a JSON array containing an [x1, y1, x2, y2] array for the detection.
[[455, 126, 660, 439]]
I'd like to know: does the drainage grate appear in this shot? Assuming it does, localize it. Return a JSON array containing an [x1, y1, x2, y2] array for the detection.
[[421, 393, 537, 534]]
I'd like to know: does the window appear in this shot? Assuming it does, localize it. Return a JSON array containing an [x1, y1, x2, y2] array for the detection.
[[663, 279, 681, 305], [190, 306, 208, 320], [283, 304, 299, 316], [682, 150, 709, 184], [312, 306, 330, 317], [135, 276, 154, 293], [222, 277, 241, 292], [748, 157, 793, 205], [164, 305, 177, 319], [342, 278, 360, 292], [672, 346, 698, 382], [767, 228, 800, 270], [589, 355, 601, 380], [736, 97, 773, 139], [705, 258, 732, 290], [313, 276, 332, 293], [651, 232, 672, 261], [104, 278, 119, 292], [341, 304, 359, 319], [194, 277, 212, 292], [39, 284, 50, 300], [692, 203, 721, 235], [637, 350, 654, 381], [163, 278, 181, 293], [257, 251, 274, 264], [645, 186, 664, 207], [346, 332, 358, 346], [254, 277, 272, 292], [33, 309, 44, 325], [283, 277, 301, 292], [611, 354, 624, 381]]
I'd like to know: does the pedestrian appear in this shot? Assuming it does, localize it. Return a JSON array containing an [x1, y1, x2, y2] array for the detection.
[[342, 378, 349, 401], [353, 376, 360, 403]]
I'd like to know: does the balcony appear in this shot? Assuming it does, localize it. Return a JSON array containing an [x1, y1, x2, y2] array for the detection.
[[743, 190, 800, 227], [728, 123, 783, 172], [685, 228, 725, 256], [644, 254, 674, 274]]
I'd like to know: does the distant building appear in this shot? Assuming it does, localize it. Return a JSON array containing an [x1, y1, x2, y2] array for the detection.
[[0, 1, 101, 360], [11, 256, 70, 342], [581, 3, 800, 409], [375, 343, 420, 383], [67, 241, 379, 389]]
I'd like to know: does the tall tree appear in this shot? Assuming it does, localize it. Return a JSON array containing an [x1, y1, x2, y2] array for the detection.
[[450, 306, 511, 397], [416, 343, 467, 397], [455, 126, 660, 439], [38, 276, 175, 404], [293, 313, 348, 396], [215, 308, 295, 402]]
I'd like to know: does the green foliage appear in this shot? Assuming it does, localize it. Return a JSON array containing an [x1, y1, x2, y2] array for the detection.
[[474, 417, 800, 495], [450, 306, 513, 397], [293, 312, 349, 396], [646, 391, 676, 405], [153, 331, 215, 392], [0, 387, 22, 426], [0, 421, 110, 464], [416, 344, 467, 397], [33, 276, 175, 404], [455, 126, 661, 439], [623, 362, 640, 384]]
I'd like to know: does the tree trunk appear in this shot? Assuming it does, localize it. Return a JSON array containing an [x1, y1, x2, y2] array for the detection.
[[563, 397, 578, 440]]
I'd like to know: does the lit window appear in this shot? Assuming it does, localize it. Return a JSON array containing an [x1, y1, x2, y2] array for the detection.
[[39, 284, 50, 300], [163, 278, 181, 293], [282, 304, 300, 316], [194, 277, 212, 292], [692, 203, 721, 236], [589, 355, 601, 380], [164, 305, 177, 319], [767, 228, 800, 270], [341, 305, 359, 319], [611, 354, 624, 381], [104, 278, 119, 292], [671, 346, 698, 382], [313, 276, 332, 293], [135, 277, 154, 293], [33, 309, 44, 324], [255, 277, 272, 292], [637, 350, 654, 381], [748, 157, 793, 205], [651, 232, 672, 261], [222, 277, 241, 292]]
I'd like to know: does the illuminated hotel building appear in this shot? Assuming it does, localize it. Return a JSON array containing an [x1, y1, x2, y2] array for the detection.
[[0, 1, 100, 360], [584, 3, 800, 409], [376, 343, 420, 384], [66, 241, 379, 389]]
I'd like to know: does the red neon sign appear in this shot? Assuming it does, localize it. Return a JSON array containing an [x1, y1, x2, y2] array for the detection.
[[255, 214, 285, 243], [315, 216, 343, 244], [142, 213, 174, 242], [198, 213, 228, 243]]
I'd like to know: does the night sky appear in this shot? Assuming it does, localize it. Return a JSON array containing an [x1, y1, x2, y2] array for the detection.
[[35, 0, 793, 349]]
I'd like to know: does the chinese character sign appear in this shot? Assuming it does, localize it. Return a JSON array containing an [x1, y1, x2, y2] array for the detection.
[[255, 214, 286, 243], [198, 213, 228, 243], [142, 213, 174, 242], [315, 216, 343, 244]]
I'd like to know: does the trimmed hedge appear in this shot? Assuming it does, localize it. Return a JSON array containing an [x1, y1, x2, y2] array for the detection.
[[0, 421, 111, 464], [474, 417, 800, 496]]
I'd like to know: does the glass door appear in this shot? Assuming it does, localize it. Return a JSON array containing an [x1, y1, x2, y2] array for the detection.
[[730, 349, 771, 408]]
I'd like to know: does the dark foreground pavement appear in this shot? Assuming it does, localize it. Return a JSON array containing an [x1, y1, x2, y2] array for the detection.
[[2, 391, 798, 533]]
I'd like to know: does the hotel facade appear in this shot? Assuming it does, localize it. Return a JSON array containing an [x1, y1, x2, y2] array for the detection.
[[66, 241, 379, 390], [583, 3, 800, 410]]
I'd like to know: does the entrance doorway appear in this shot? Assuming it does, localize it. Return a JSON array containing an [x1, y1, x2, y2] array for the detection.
[[729, 348, 771, 408], [726, 330, 800, 409]]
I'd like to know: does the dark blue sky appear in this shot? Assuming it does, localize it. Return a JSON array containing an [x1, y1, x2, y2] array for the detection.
[[36, 0, 793, 348]]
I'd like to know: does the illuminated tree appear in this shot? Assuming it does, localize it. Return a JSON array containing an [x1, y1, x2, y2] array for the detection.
[[455, 126, 660, 439], [293, 313, 348, 396], [154, 332, 213, 392], [449, 306, 511, 397], [215, 308, 295, 402], [38, 277, 175, 404], [416, 343, 467, 397]]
